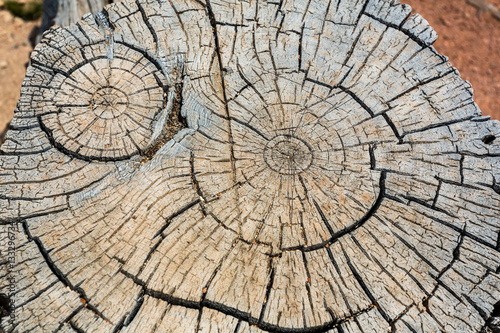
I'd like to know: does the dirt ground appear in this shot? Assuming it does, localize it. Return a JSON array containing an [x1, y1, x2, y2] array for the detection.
[[405, 0, 500, 120], [0, 5, 39, 137], [0, 0, 499, 136]]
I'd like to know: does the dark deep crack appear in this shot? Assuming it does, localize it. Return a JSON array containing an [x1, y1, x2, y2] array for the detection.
[[21, 221, 112, 324]]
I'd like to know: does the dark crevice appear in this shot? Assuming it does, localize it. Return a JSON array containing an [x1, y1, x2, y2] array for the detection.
[[196, 252, 230, 332], [345, 25, 389, 87], [195, 308, 204, 333], [234, 63, 269, 112], [403, 195, 456, 218], [214, 21, 248, 27], [496, 230, 500, 252], [55, 305, 84, 332], [384, 70, 455, 106], [135, 277, 374, 333], [492, 301, 500, 317], [68, 321, 86, 333], [400, 116, 475, 140], [153, 199, 201, 238], [456, 150, 500, 158], [459, 153, 465, 184], [329, 171, 386, 244], [482, 134, 496, 145], [258, 265, 275, 325], [340, 243, 391, 323], [353, 235, 406, 303], [338, 86, 374, 117], [435, 176, 482, 191], [463, 294, 488, 320], [75, 22, 92, 43], [363, 12, 430, 48], [432, 180, 442, 208], [138, 201, 202, 277], [471, 116, 492, 122], [123, 292, 144, 327], [389, 304, 415, 330], [381, 113, 403, 143], [415, 206, 499, 251], [339, 27, 364, 82], [0, 146, 51, 156], [30, 59, 78, 82], [355, 0, 369, 26], [298, 24, 304, 71], [482, 300, 500, 333], [111, 316, 127, 333], [491, 178, 500, 196], [190, 152, 208, 213], [303, 77, 336, 91], [326, 247, 355, 317], [300, 81, 404, 143], [300, 252, 317, 322], [4, 123, 38, 131], [204, 0, 237, 185], [276, 172, 386, 254], [144, 81, 188, 159], [0, 293, 11, 319], [233, 320, 242, 333], [434, 224, 466, 281], [230, 116, 270, 141], [1, 208, 68, 223], [114, 41, 163, 73], [369, 144, 376, 170], [0, 171, 113, 201], [135, 0, 159, 47], [37, 114, 137, 163], [312, 199, 335, 237], [37, 40, 186, 162], [21, 221, 112, 324], [15, 281, 58, 309], [381, 216, 439, 273], [420, 225, 467, 324], [32, 55, 106, 78], [401, 320, 418, 333]]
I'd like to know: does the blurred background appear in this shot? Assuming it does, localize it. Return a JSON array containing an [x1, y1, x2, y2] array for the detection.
[[0, 0, 499, 138]]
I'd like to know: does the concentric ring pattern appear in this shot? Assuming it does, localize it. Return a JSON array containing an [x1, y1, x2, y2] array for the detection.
[[0, 0, 499, 332], [38, 42, 167, 160]]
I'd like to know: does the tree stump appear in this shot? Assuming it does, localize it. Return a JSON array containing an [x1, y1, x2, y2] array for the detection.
[[38, 0, 111, 43], [1, 0, 500, 332]]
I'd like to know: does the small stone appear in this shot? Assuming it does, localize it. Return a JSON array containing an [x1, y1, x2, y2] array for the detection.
[[0, 61, 8, 69], [13, 16, 24, 26], [0, 10, 14, 22]]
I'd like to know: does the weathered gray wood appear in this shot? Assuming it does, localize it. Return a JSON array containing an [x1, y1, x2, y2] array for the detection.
[[1, 0, 499, 332], [38, 0, 109, 43]]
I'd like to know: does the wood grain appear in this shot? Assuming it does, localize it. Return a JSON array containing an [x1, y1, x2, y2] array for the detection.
[[1, 0, 499, 332]]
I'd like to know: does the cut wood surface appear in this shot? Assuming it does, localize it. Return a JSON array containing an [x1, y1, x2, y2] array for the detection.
[[1, 0, 500, 332]]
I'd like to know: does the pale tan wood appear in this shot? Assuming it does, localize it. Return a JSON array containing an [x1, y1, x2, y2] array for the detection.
[[1, 0, 499, 332]]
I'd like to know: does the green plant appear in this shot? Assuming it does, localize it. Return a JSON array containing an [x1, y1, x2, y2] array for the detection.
[[3, 0, 43, 21]]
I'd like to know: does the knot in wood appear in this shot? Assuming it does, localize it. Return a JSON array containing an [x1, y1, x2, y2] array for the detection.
[[263, 134, 313, 175], [37, 43, 168, 161], [90, 87, 128, 119], [2, 0, 500, 332]]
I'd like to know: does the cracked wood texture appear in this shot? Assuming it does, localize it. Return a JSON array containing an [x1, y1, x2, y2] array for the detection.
[[1, 0, 500, 332], [38, 0, 117, 44]]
